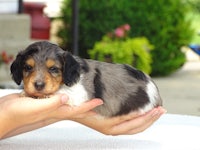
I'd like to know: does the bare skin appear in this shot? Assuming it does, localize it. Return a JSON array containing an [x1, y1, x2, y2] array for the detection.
[[0, 93, 166, 139]]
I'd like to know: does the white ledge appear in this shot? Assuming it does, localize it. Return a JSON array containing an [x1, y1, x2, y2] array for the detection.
[[0, 89, 200, 150]]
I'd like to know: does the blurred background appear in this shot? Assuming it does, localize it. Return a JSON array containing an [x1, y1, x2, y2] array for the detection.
[[0, 0, 199, 116]]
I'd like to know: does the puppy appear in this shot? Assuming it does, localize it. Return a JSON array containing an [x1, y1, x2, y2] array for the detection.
[[10, 41, 162, 117]]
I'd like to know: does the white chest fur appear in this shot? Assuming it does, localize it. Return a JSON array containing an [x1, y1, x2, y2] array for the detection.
[[57, 80, 89, 106]]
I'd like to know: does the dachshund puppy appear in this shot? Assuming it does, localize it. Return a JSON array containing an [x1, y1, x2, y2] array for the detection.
[[10, 41, 162, 117]]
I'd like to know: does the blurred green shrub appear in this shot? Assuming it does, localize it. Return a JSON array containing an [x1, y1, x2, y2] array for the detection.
[[89, 24, 154, 74], [57, 0, 193, 76]]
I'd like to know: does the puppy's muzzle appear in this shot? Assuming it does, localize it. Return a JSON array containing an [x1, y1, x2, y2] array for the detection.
[[34, 81, 45, 91]]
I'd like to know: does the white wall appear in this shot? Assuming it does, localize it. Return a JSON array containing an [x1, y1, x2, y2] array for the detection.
[[24, 0, 64, 17]]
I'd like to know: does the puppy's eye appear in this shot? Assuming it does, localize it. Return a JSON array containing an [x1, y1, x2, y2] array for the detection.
[[49, 66, 59, 73], [24, 64, 33, 72]]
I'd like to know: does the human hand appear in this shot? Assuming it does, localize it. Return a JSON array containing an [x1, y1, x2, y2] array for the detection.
[[0, 93, 103, 139], [73, 106, 166, 135], [0, 92, 165, 139]]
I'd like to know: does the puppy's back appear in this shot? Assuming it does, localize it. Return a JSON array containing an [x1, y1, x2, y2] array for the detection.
[[80, 59, 162, 117]]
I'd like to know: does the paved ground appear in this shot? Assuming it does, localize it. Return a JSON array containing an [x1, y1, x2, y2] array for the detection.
[[153, 58, 200, 116]]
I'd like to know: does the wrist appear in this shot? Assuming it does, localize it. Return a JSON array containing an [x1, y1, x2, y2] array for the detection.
[[0, 114, 17, 139], [0, 105, 25, 140]]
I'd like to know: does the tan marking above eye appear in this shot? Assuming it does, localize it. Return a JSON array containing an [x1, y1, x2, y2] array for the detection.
[[46, 59, 56, 68], [26, 58, 35, 67]]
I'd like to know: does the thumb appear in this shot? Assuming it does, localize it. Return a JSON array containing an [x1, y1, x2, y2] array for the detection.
[[22, 94, 69, 113], [39, 94, 69, 109]]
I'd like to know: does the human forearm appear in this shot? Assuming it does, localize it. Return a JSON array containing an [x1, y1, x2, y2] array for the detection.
[[0, 115, 15, 139], [0, 101, 52, 139], [0, 94, 103, 140], [2, 119, 59, 140], [0, 94, 65, 140]]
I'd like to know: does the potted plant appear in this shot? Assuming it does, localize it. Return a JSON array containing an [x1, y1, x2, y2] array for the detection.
[[89, 24, 154, 74]]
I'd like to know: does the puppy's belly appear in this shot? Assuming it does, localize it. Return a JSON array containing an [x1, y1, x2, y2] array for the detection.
[[57, 83, 89, 106]]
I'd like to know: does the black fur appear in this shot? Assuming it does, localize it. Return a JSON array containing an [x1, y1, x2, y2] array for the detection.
[[10, 42, 82, 87], [115, 87, 149, 116], [10, 53, 24, 85], [79, 59, 90, 73], [93, 68, 106, 100], [63, 53, 81, 86], [123, 64, 148, 82], [11, 41, 162, 117], [10, 43, 52, 85]]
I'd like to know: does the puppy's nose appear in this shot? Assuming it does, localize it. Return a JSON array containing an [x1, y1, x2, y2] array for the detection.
[[34, 81, 45, 91]]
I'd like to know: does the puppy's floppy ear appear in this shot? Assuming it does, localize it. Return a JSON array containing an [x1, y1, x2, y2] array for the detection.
[[63, 52, 80, 86], [10, 53, 24, 85]]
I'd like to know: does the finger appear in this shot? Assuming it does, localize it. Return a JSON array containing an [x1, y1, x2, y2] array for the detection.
[[110, 107, 166, 135], [127, 110, 164, 135], [127, 107, 166, 134], [68, 99, 103, 115], [19, 94, 69, 114], [111, 111, 141, 125], [53, 99, 103, 119]]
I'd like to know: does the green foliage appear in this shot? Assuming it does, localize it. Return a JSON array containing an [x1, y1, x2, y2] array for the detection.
[[187, 0, 200, 13], [89, 36, 154, 74], [57, 0, 72, 50], [57, 0, 193, 76], [186, 0, 200, 44]]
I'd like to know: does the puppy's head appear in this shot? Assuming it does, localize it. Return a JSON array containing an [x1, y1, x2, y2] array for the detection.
[[10, 41, 80, 98]]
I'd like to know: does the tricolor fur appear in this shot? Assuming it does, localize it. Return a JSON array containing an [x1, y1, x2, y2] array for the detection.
[[10, 41, 162, 117]]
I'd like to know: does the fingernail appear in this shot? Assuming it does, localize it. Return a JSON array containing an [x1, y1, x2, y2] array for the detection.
[[94, 99, 104, 105], [61, 95, 68, 104]]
